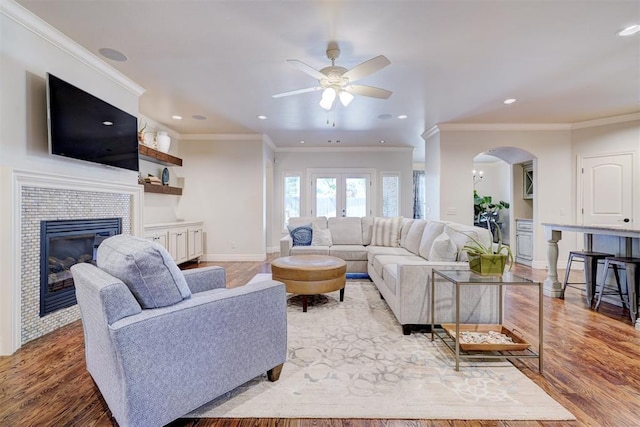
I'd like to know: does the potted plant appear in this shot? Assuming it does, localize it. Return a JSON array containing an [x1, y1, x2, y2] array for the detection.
[[462, 225, 513, 276], [473, 190, 510, 243]]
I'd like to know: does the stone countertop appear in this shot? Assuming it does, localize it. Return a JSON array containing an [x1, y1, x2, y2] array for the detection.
[[542, 223, 640, 237]]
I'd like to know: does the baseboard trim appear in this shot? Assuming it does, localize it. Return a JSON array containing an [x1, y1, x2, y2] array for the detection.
[[201, 253, 267, 262]]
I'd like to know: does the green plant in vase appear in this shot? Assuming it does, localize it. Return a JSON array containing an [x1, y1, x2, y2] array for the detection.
[[462, 225, 513, 276]]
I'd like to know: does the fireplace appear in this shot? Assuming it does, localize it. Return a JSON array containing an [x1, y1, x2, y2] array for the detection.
[[40, 218, 122, 316]]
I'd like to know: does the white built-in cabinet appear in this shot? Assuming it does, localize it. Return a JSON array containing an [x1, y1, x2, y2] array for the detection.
[[144, 221, 204, 264], [515, 219, 533, 266]]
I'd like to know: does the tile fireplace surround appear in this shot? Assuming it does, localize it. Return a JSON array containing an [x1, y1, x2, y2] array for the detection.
[[2, 170, 143, 353]]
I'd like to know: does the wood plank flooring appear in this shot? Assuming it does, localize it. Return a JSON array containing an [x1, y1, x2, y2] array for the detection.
[[2, 257, 640, 427]]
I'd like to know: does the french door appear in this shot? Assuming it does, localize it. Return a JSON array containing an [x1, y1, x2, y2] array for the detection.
[[311, 173, 371, 217]]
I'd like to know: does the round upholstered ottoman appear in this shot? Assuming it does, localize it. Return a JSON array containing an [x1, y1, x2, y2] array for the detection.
[[271, 255, 347, 312]]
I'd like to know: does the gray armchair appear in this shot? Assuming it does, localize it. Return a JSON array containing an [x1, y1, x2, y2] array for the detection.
[[70, 235, 287, 427]]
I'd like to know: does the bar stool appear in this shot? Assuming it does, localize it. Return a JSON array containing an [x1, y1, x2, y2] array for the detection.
[[595, 257, 640, 323], [560, 251, 615, 307]]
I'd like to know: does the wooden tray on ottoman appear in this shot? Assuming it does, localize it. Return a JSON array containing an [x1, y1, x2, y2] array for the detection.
[[440, 323, 531, 351]]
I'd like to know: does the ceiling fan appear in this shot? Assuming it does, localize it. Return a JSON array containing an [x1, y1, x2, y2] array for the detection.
[[273, 42, 392, 110]]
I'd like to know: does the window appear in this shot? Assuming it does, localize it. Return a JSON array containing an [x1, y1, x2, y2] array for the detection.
[[283, 174, 300, 227], [381, 173, 400, 217]]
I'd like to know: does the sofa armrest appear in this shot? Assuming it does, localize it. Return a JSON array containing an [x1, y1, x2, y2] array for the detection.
[[182, 266, 226, 293], [280, 234, 293, 256]]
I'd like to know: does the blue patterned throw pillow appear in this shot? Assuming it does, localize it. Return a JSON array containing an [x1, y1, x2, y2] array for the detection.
[[289, 225, 313, 246]]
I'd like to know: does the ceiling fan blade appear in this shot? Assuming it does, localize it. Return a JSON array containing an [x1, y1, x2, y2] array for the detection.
[[347, 84, 392, 99], [286, 59, 327, 80], [342, 55, 390, 82], [272, 86, 322, 98]]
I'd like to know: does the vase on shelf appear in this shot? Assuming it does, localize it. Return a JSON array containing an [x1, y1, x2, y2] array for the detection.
[[156, 131, 171, 153]]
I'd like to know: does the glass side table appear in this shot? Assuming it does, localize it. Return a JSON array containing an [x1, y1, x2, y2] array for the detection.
[[430, 269, 543, 372]]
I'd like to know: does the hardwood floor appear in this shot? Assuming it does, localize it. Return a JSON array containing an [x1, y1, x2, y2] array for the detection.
[[2, 257, 640, 427]]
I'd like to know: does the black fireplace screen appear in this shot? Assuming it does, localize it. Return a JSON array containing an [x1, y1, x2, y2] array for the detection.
[[40, 218, 121, 316]]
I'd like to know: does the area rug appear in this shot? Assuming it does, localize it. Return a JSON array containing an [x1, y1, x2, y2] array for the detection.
[[186, 275, 574, 420]]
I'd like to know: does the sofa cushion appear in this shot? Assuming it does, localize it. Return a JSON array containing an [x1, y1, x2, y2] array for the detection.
[[371, 216, 403, 247], [373, 254, 425, 278], [361, 217, 374, 245], [404, 220, 428, 255], [311, 223, 333, 246], [288, 216, 328, 230], [399, 218, 415, 247], [328, 217, 363, 245], [444, 224, 491, 261], [418, 221, 447, 258], [290, 245, 330, 256], [367, 246, 413, 264], [96, 234, 191, 309], [330, 245, 368, 261], [428, 232, 458, 262], [288, 225, 312, 246]]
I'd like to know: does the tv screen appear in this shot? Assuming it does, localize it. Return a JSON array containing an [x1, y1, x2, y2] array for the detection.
[[46, 73, 139, 172]]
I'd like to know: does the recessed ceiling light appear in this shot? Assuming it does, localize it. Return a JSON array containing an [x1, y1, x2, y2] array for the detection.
[[192, 115, 207, 120], [102, 121, 113, 126], [397, 115, 408, 119], [504, 98, 517, 104], [379, 140, 385, 144], [257, 115, 267, 120], [171, 115, 182, 120], [378, 113, 392, 120], [98, 48, 127, 62], [618, 24, 640, 36], [300, 140, 305, 144]]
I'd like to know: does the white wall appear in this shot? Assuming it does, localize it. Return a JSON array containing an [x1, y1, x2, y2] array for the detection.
[[424, 129, 441, 220], [271, 147, 414, 247], [176, 136, 268, 261], [430, 128, 574, 268], [0, 2, 142, 355]]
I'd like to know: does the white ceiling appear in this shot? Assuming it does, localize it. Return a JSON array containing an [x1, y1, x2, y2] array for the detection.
[[16, 0, 640, 162]]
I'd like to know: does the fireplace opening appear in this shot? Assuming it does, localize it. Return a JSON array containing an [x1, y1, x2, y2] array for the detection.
[[40, 218, 121, 317]]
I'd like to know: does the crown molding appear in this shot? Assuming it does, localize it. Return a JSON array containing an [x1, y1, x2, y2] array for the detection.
[[262, 135, 277, 151], [437, 123, 572, 131], [0, 0, 145, 97], [179, 133, 264, 141], [422, 125, 440, 139], [274, 146, 413, 153], [570, 112, 640, 129]]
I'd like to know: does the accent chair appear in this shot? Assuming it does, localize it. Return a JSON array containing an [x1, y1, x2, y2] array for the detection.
[[70, 234, 287, 427]]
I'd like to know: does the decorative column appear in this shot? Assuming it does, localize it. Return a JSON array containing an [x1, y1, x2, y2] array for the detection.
[[543, 227, 563, 297]]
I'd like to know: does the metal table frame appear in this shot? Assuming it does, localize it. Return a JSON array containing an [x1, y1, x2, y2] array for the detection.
[[430, 269, 543, 372]]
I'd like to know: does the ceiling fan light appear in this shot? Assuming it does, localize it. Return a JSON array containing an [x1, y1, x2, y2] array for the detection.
[[339, 90, 354, 107], [319, 97, 334, 110], [320, 87, 337, 110]]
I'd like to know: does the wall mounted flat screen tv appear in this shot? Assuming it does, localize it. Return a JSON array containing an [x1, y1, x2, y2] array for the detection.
[[46, 73, 139, 172]]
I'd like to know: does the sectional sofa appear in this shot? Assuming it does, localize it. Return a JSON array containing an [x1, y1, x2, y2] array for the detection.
[[280, 216, 501, 334]]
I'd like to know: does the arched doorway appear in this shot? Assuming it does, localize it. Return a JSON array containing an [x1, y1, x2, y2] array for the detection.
[[473, 147, 536, 266]]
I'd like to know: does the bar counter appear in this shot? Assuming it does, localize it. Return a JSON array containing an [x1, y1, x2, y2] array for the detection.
[[542, 223, 640, 328]]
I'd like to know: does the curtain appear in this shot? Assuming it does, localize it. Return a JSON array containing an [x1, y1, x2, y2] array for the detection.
[[413, 170, 425, 219]]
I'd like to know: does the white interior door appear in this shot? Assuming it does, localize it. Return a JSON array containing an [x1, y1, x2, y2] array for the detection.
[[311, 173, 371, 217], [581, 153, 633, 227]]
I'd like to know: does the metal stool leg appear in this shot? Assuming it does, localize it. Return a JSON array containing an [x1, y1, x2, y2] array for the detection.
[[595, 259, 610, 310], [560, 254, 574, 299], [585, 255, 599, 307]]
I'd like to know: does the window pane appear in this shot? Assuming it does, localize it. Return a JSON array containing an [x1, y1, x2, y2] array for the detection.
[[345, 177, 367, 217], [382, 175, 399, 217], [284, 175, 300, 226], [316, 177, 336, 217]]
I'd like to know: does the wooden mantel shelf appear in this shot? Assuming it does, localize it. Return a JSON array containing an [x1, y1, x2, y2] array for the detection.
[[139, 144, 183, 167], [141, 183, 183, 195]]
